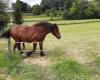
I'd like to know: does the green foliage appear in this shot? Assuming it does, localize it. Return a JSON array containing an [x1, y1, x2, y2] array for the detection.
[[0, 0, 6, 12], [35, 0, 100, 19], [63, 0, 74, 9], [52, 60, 90, 80], [0, 14, 9, 31], [13, 0, 23, 24], [63, 0, 100, 19], [12, 1, 32, 13], [46, 9, 58, 20], [63, 10, 70, 19], [32, 4, 42, 15], [0, 0, 9, 31], [41, 0, 70, 11], [49, 13, 54, 20]]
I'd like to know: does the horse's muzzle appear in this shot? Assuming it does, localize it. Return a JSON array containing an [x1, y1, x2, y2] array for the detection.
[[57, 35, 61, 39]]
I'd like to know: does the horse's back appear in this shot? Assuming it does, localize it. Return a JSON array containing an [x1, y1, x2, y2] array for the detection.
[[10, 25, 31, 42], [10, 25, 42, 42]]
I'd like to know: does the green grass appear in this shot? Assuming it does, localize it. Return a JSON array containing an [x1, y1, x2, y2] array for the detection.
[[0, 50, 90, 80], [52, 60, 89, 80], [0, 16, 100, 80]]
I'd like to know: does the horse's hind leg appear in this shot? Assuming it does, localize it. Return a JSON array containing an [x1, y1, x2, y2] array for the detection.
[[15, 43, 23, 54], [13, 42, 21, 50], [13, 43, 17, 51], [39, 42, 45, 56]]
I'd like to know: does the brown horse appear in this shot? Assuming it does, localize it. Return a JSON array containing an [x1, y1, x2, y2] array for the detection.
[[1, 22, 61, 56]]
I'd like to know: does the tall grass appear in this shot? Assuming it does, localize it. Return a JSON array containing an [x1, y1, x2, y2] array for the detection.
[[51, 60, 90, 80], [0, 50, 39, 80]]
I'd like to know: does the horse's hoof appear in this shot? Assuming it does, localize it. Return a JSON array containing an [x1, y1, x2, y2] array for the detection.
[[27, 53, 32, 57], [40, 53, 45, 57], [27, 51, 33, 57]]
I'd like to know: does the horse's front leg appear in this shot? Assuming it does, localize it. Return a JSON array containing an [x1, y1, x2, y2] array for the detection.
[[33, 42, 37, 52], [22, 43, 25, 50], [26, 42, 37, 56], [39, 42, 45, 56]]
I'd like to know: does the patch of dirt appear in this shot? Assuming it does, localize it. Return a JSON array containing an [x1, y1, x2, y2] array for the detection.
[[23, 53, 50, 67]]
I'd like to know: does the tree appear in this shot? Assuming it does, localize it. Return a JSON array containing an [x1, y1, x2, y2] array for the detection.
[[95, 0, 100, 5], [13, 0, 23, 24], [12, 1, 32, 13], [46, 9, 57, 20], [40, 0, 50, 12], [32, 4, 42, 15], [63, 0, 89, 19], [40, 0, 71, 11], [63, 0, 74, 9], [86, 1, 100, 19], [0, 0, 9, 31]]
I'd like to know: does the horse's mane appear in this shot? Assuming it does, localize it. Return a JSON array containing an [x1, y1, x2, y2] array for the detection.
[[34, 22, 53, 28], [33, 22, 54, 32]]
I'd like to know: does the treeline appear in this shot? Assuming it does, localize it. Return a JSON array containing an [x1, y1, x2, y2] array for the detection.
[[33, 0, 100, 19], [12, 0, 100, 19], [12, 1, 32, 13]]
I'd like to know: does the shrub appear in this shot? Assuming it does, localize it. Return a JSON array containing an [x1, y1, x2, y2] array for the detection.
[[63, 10, 70, 19], [46, 9, 58, 20]]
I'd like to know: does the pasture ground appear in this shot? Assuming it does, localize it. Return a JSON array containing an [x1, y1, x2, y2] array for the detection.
[[0, 17, 100, 80]]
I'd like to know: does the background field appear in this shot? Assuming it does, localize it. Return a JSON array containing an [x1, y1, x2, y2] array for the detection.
[[0, 16, 100, 80]]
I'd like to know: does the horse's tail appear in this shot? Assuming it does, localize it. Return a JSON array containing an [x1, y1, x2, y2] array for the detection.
[[0, 29, 11, 38]]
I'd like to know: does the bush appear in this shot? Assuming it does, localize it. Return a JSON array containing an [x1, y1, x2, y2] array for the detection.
[[57, 11, 62, 17], [63, 0, 100, 20], [46, 9, 58, 20], [0, 14, 9, 31], [63, 10, 70, 19]]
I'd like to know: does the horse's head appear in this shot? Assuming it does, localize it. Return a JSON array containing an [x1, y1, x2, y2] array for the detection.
[[51, 24, 61, 39]]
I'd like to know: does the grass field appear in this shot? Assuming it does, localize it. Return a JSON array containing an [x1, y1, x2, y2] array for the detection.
[[0, 16, 100, 80]]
